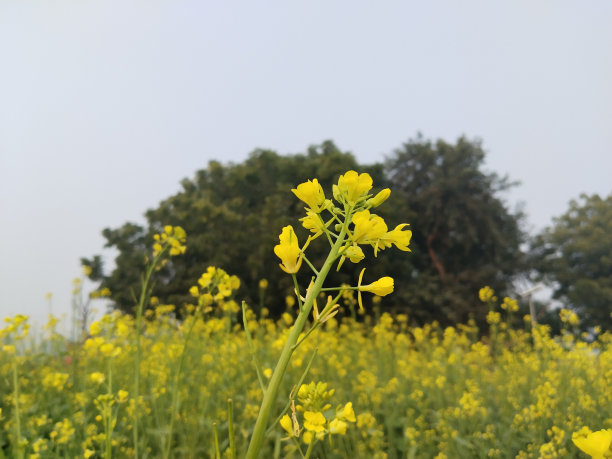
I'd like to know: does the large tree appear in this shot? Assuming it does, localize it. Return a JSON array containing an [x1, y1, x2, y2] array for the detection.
[[382, 135, 526, 324], [531, 193, 612, 329], [84, 136, 526, 325], [83, 142, 385, 317]]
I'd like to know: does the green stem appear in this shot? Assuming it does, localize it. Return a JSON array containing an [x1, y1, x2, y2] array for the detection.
[[303, 439, 315, 459], [164, 311, 201, 459], [133, 246, 168, 458], [213, 422, 221, 459], [245, 222, 348, 458], [228, 399, 236, 459], [12, 358, 23, 459], [242, 302, 267, 394]]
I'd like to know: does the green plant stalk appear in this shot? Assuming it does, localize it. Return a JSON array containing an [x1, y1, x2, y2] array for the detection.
[[106, 357, 114, 459], [163, 310, 202, 459], [133, 246, 168, 458], [245, 223, 348, 458], [12, 358, 23, 459], [228, 399, 236, 459], [213, 422, 221, 459]]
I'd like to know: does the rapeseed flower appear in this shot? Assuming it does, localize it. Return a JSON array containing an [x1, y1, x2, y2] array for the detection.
[[572, 429, 612, 459], [334, 170, 373, 204], [273, 225, 303, 274], [292, 179, 327, 212]]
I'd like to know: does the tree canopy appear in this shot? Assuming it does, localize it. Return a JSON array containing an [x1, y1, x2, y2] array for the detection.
[[531, 193, 612, 329], [83, 136, 527, 325]]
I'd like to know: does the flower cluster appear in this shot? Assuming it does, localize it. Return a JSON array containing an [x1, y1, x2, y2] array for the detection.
[[152, 225, 187, 257], [274, 170, 411, 311], [188, 266, 241, 313], [280, 382, 356, 446]]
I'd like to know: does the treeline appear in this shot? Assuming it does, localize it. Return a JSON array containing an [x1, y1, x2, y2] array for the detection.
[[83, 135, 612, 330]]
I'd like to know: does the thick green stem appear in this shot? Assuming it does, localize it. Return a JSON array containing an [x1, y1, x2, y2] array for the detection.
[[245, 223, 348, 458]]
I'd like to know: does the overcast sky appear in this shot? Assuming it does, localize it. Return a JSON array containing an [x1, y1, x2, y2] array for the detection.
[[1, 0, 611, 327]]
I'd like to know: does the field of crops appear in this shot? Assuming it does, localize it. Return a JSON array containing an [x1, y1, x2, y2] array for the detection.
[[1, 292, 611, 458], [2, 171, 611, 459]]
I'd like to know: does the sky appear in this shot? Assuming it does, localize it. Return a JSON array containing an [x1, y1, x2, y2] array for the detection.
[[1, 0, 611, 328]]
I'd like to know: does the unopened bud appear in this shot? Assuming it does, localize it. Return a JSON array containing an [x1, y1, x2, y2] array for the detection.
[[367, 188, 391, 208]]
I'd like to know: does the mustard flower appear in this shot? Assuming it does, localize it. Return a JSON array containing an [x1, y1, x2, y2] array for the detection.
[[334, 170, 373, 204], [303, 411, 326, 433], [367, 188, 391, 208], [572, 429, 612, 459], [478, 286, 495, 302], [280, 414, 294, 437], [501, 297, 519, 312], [359, 277, 394, 296], [357, 268, 394, 311], [344, 245, 365, 263], [273, 226, 303, 274], [377, 224, 412, 254], [300, 210, 329, 239], [351, 210, 388, 247], [292, 179, 326, 212]]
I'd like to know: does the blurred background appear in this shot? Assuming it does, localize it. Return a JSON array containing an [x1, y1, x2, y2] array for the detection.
[[1, 1, 611, 330]]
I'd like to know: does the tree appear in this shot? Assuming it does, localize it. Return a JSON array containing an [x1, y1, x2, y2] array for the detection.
[[83, 142, 385, 317], [531, 193, 612, 329], [382, 135, 526, 325], [84, 136, 526, 325]]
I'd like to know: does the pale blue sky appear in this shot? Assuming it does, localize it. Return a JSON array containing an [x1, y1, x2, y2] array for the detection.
[[1, 0, 611, 325]]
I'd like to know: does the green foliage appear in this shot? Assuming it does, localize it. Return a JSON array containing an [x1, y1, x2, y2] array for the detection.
[[532, 193, 612, 329], [382, 135, 526, 325], [84, 136, 526, 324]]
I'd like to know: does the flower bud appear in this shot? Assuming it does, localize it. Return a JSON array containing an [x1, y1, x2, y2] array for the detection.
[[367, 188, 391, 208]]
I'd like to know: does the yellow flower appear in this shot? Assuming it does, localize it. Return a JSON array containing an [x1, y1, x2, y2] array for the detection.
[[329, 418, 348, 435], [478, 286, 495, 302], [292, 179, 326, 212], [335, 170, 373, 204], [300, 211, 329, 239], [377, 224, 412, 254], [367, 188, 391, 208], [501, 297, 519, 312], [572, 429, 612, 459], [357, 269, 394, 311], [351, 210, 388, 247], [337, 402, 356, 423], [273, 226, 303, 274], [360, 277, 394, 296], [280, 414, 294, 437], [344, 245, 365, 263], [303, 411, 326, 432]]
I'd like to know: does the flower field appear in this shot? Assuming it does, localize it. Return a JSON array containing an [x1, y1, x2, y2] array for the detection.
[[1, 299, 611, 458], [2, 171, 611, 458]]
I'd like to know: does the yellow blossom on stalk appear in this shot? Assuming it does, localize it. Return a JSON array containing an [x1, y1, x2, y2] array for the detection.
[[572, 428, 612, 459], [377, 224, 412, 254], [334, 170, 373, 204], [344, 245, 365, 263], [357, 269, 394, 311], [351, 210, 388, 246], [274, 225, 303, 274], [366, 188, 391, 208], [259, 279, 268, 289], [479, 286, 495, 302], [560, 308, 580, 326], [303, 411, 326, 432], [152, 225, 187, 257], [501, 297, 519, 312], [292, 179, 326, 212], [300, 210, 329, 239], [280, 414, 293, 436]]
